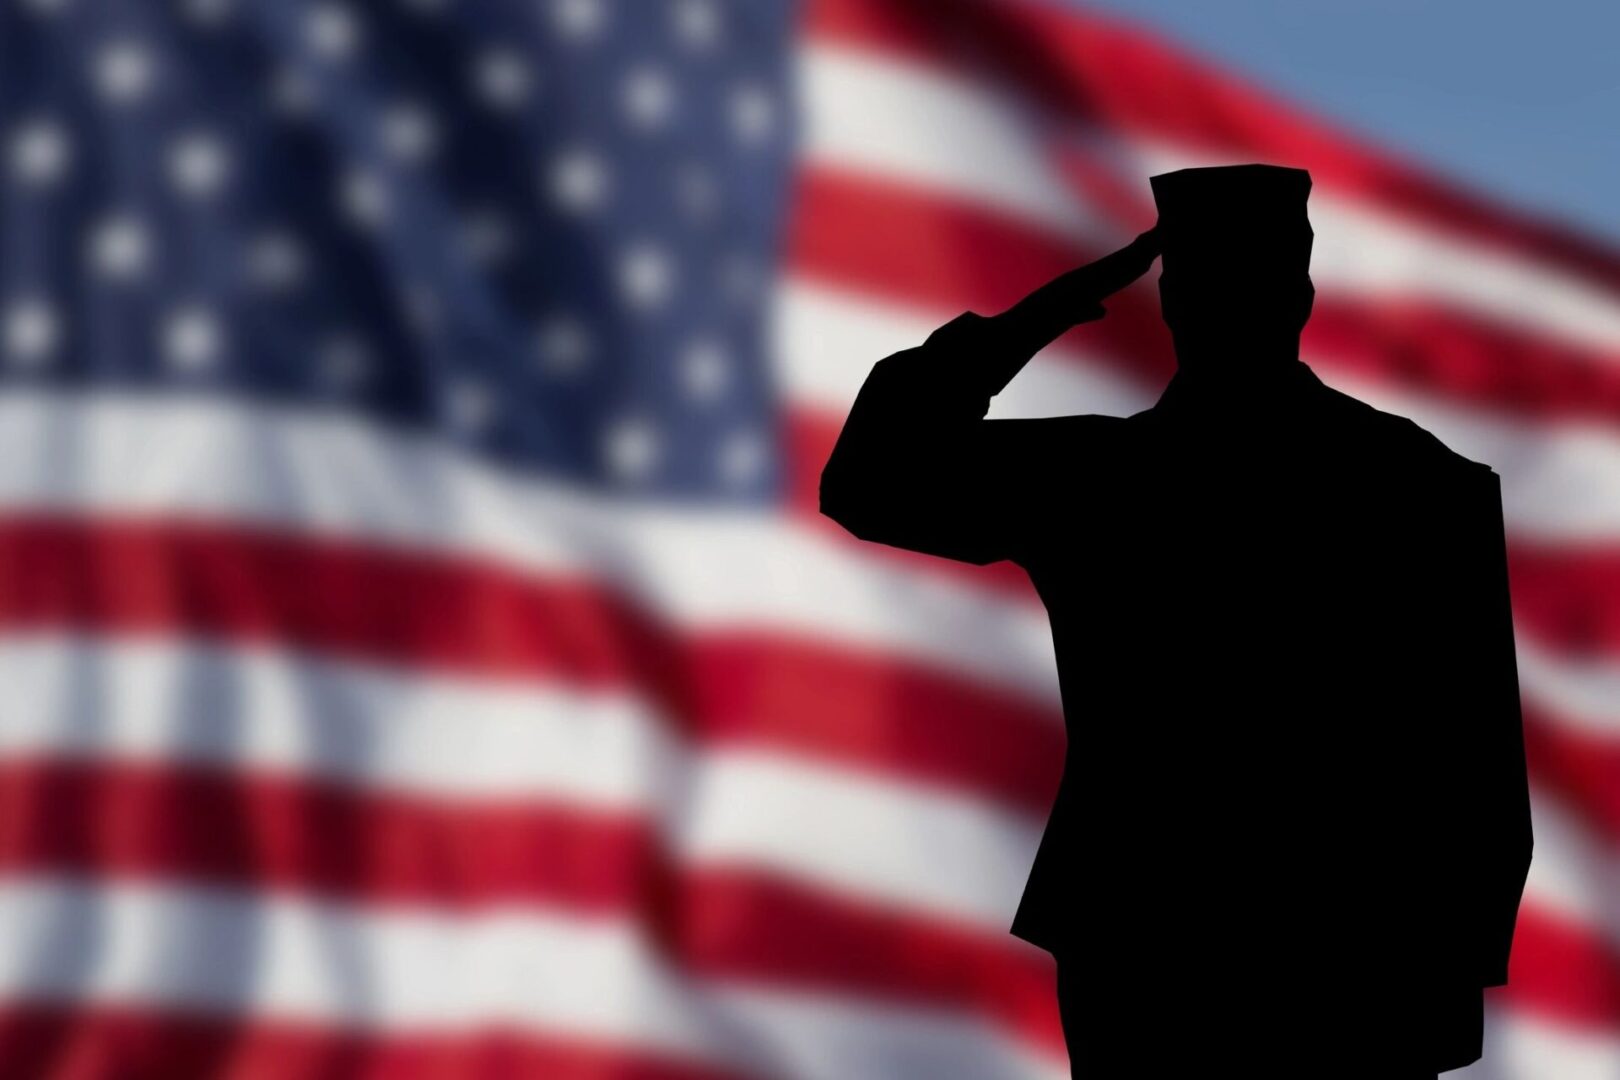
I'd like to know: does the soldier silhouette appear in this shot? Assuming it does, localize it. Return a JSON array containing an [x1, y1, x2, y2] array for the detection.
[[819, 163, 1533, 1078]]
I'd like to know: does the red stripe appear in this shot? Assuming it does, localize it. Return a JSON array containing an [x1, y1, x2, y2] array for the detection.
[[0, 757, 1066, 1056], [0, 1003, 751, 1080], [1508, 543, 1620, 657], [1, 733, 1609, 1046], [0, 514, 1613, 1037], [1306, 296, 1620, 427], [790, 168, 1115, 320], [788, 166, 1620, 427], [4, 510, 1616, 816], [0, 755, 1607, 1034], [1524, 703, 1620, 847], [787, 166, 1175, 389], [805, 0, 1620, 300], [0, 513, 1066, 817], [1496, 905, 1620, 1032], [6, 697, 1614, 900], [0, 758, 655, 912], [0, 936, 1607, 1080]]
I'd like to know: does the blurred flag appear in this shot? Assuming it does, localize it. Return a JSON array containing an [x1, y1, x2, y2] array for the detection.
[[0, 0, 1613, 1078]]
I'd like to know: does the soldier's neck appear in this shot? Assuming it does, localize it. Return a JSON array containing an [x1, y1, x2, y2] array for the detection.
[[1171, 340, 1303, 386]]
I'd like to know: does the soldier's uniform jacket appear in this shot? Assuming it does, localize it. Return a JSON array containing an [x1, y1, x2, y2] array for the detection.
[[819, 304, 1534, 1067]]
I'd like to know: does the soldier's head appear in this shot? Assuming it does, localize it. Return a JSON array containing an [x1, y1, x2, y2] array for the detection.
[[1150, 164, 1315, 369]]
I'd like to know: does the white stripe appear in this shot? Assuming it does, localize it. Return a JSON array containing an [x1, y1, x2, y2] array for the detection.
[[1516, 634, 1620, 737], [1462, 1002, 1620, 1080], [777, 280, 1620, 539], [1519, 787, 1620, 944], [0, 635, 1042, 928], [675, 749, 1041, 925], [804, 43, 1620, 357], [0, 390, 1061, 706], [0, 876, 1067, 1080], [0, 634, 666, 807], [801, 46, 1104, 240], [0, 635, 1605, 953]]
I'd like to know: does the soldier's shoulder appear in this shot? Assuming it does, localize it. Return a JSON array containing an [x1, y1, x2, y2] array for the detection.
[[1319, 385, 1496, 479]]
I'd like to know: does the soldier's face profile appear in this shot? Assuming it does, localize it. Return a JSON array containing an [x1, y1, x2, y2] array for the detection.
[[1158, 256, 1315, 339]]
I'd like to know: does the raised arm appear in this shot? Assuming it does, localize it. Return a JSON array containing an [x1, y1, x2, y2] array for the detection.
[[818, 230, 1160, 567]]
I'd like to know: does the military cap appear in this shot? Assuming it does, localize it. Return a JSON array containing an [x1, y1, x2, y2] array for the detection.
[[1150, 163, 1313, 276]]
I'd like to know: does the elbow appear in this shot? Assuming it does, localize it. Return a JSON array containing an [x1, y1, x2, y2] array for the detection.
[[821, 502, 898, 550], [818, 491, 845, 531], [818, 461, 856, 533], [818, 439, 873, 537], [819, 467, 887, 545], [818, 477, 864, 539]]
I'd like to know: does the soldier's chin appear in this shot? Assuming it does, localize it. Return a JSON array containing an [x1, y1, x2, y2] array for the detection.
[[1172, 316, 1279, 338], [1178, 304, 1307, 333]]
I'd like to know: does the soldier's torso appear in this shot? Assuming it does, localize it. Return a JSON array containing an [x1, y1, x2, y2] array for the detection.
[[1014, 387, 1449, 984]]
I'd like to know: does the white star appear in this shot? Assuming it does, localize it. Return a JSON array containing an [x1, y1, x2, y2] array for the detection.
[[168, 132, 231, 198], [730, 82, 775, 144], [458, 209, 513, 266], [380, 102, 438, 163], [618, 243, 674, 310], [7, 119, 71, 187], [93, 40, 156, 105], [533, 314, 591, 376], [680, 336, 730, 402], [306, 4, 361, 61], [340, 169, 389, 229], [245, 230, 305, 291], [674, 162, 719, 223], [446, 379, 494, 432], [622, 65, 675, 130], [551, 0, 604, 40], [318, 334, 369, 389], [181, 0, 233, 26], [603, 415, 659, 482], [718, 428, 766, 487], [161, 305, 223, 372], [473, 49, 534, 110], [3, 297, 59, 368], [87, 216, 151, 280], [672, 0, 721, 49], [546, 149, 609, 214]]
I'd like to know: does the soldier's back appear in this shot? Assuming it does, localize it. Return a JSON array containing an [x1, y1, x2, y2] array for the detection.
[[1021, 380, 1491, 1074]]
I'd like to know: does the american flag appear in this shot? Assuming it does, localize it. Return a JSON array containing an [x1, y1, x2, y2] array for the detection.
[[0, 0, 1611, 1077]]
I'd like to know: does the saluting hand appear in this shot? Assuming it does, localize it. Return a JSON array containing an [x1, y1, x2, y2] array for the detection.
[[1062, 225, 1162, 308], [916, 225, 1162, 399], [1009, 223, 1163, 326]]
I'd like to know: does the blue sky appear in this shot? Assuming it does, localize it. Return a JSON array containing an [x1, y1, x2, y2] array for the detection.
[[1070, 1, 1620, 248]]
